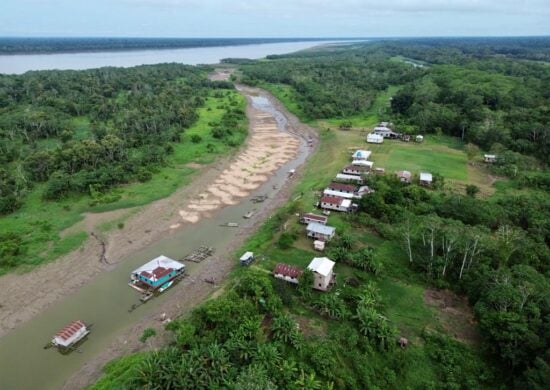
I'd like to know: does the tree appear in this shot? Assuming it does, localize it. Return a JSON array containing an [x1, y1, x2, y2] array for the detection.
[[466, 184, 480, 198]]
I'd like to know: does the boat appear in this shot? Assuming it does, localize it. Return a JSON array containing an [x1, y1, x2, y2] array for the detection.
[[48, 320, 91, 353], [243, 211, 254, 219], [129, 255, 186, 301]]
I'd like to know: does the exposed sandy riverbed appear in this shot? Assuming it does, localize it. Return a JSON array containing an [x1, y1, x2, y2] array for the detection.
[[0, 81, 317, 388]]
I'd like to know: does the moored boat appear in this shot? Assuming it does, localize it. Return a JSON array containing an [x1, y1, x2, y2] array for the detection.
[[129, 255, 186, 298]]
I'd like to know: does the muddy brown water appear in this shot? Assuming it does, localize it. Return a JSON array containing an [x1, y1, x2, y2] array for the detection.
[[0, 93, 311, 390]]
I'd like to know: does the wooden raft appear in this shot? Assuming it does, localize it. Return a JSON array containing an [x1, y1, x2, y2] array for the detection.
[[182, 246, 215, 263]]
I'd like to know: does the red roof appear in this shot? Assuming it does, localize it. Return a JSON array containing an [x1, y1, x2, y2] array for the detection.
[[328, 182, 356, 192], [320, 195, 345, 205], [56, 320, 85, 341], [273, 263, 303, 279], [302, 213, 328, 223], [140, 266, 173, 280]]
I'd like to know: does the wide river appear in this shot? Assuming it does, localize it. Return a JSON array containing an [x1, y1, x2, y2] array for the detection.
[[0, 40, 342, 74]]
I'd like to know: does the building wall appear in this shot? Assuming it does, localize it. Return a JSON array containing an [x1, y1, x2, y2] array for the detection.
[[312, 272, 331, 291], [139, 270, 177, 288]]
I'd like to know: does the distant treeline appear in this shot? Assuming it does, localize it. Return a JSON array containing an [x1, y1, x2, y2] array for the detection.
[[0, 37, 336, 55]]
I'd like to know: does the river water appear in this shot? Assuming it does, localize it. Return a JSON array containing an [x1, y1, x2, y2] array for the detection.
[[0, 92, 310, 389], [0, 41, 341, 74]]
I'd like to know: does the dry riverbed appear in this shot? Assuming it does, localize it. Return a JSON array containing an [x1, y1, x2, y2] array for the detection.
[[0, 81, 318, 388]]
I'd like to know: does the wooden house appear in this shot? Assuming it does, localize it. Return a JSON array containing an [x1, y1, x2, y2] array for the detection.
[[307, 257, 336, 291], [300, 213, 328, 225], [306, 222, 336, 242]]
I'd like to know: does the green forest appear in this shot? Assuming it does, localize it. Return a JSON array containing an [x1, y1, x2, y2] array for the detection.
[[0, 64, 246, 270], [91, 39, 549, 389]]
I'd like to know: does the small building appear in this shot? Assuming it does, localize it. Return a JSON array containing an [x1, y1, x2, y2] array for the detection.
[[52, 320, 90, 349], [320, 195, 353, 212], [300, 213, 328, 225], [374, 167, 385, 175], [240, 251, 255, 266], [314, 240, 325, 251], [367, 133, 384, 144], [335, 173, 363, 184], [396, 170, 412, 184], [420, 172, 433, 186], [373, 126, 399, 139], [343, 164, 370, 175], [351, 150, 372, 161], [328, 182, 357, 194], [416, 135, 424, 143], [352, 160, 374, 168], [484, 154, 497, 163], [130, 256, 186, 290], [308, 257, 336, 291], [273, 263, 302, 285], [356, 185, 374, 197], [307, 222, 336, 242], [403, 134, 411, 142], [323, 189, 355, 199]]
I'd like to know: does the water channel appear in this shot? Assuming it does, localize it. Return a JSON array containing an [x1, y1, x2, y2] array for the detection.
[[0, 92, 311, 390]]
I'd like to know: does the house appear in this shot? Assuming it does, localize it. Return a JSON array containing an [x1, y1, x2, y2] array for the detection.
[[130, 256, 185, 290], [300, 213, 328, 225], [343, 164, 370, 175], [374, 167, 385, 175], [328, 182, 357, 194], [52, 320, 89, 349], [416, 135, 424, 143], [314, 240, 325, 251], [396, 170, 412, 184], [420, 172, 433, 186], [367, 133, 384, 144], [352, 160, 374, 168], [351, 150, 372, 160], [335, 173, 363, 184], [373, 125, 399, 139], [273, 263, 302, 285], [356, 186, 374, 197], [403, 134, 411, 142], [307, 222, 336, 241], [320, 195, 353, 212], [307, 257, 336, 291], [484, 154, 497, 163], [323, 189, 355, 199]]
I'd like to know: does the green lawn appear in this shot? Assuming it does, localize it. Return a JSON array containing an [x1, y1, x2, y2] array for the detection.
[[0, 90, 247, 274]]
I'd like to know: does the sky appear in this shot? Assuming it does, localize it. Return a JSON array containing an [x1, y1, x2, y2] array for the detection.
[[1, 0, 549, 38]]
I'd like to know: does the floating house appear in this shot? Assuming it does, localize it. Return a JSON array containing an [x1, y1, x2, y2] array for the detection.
[[130, 255, 185, 292], [420, 172, 433, 186], [367, 133, 384, 144], [484, 154, 497, 163], [396, 170, 412, 184], [307, 222, 336, 242], [273, 263, 303, 285], [352, 150, 372, 160], [51, 320, 90, 351], [300, 213, 328, 225], [308, 257, 336, 291], [335, 173, 363, 184], [320, 195, 353, 212]]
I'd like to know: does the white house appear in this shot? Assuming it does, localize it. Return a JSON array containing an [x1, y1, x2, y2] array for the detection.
[[416, 135, 424, 143], [320, 195, 353, 212], [420, 172, 433, 186], [323, 189, 355, 199], [335, 173, 363, 184], [307, 257, 336, 291], [373, 126, 399, 139], [352, 160, 374, 168], [396, 170, 412, 184], [367, 133, 384, 144], [351, 150, 372, 160], [300, 213, 328, 225], [52, 320, 89, 349], [273, 263, 302, 285], [306, 222, 336, 241]]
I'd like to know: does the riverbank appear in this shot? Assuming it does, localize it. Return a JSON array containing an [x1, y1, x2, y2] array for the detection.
[[0, 84, 318, 390]]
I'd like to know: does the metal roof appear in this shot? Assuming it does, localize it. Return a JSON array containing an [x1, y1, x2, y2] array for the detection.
[[131, 255, 184, 281], [308, 257, 335, 277], [420, 172, 433, 182], [307, 222, 336, 236]]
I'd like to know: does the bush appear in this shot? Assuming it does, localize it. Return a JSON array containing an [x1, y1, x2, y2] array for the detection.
[[190, 134, 202, 143]]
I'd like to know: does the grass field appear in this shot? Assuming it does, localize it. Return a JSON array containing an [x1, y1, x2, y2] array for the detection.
[[0, 90, 247, 274]]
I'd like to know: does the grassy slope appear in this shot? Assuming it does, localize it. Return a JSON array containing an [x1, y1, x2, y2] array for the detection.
[[0, 90, 246, 274]]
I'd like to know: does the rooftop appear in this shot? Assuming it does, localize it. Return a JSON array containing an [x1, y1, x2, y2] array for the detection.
[[420, 172, 433, 182], [320, 195, 346, 205], [274, 263, 303, 279], [302, 213, 327, 223], [308, 257, 335, 277], [131, 255, 184, 282], [352, 150, 372, 159], [307, 222, 336, 236], [55, 320, 86, 341], [328, 182, 357, 192]]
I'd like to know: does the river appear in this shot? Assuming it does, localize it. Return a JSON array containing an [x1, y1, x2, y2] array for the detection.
[[0, 87, 313, 390], [0, 40, 341, 74]]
